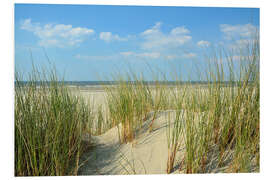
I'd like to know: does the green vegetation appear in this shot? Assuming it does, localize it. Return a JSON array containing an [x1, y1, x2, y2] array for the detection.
[[105, 74, 153, 143], [165, 38, 260, 173], [15, 68, 93, 176]]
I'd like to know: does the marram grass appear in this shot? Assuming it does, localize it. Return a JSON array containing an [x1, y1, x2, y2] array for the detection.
[[166, 38, 260, 173], [15, 69, 93, 176]]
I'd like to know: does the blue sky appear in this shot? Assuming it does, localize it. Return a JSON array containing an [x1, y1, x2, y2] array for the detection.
[[14, 4, 259, 81]]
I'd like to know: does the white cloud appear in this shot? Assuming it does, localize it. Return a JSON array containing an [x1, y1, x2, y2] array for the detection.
[[170, 26, 190, 35], [227, 38, 259, 51], [20, 19, 94, 48], [141, 22, 162, 37], [120, 51, 134, 57], [219, 23, 259, 52], [75, 54, 119, 60], [197, 40, 211, 47], [140, 22, 192, 50], [183, 52, 197, 59], [75, 51, 161, 61], [136, 52, 160, 59], [99, 32, 129, 42], [120, 51, 193, 60], [164, 55, 179, 60], [220, 24, 258, 40], [229, 39, 251, 50], [120, 51, 160, 59], [76, 50, 192, 61]]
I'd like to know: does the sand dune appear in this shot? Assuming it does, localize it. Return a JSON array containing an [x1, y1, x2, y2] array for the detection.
[[79, 110, 185, 175]]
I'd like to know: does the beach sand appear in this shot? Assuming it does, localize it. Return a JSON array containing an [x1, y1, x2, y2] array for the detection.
[[69, 87, 179, 174], [78, 110, 184, 175]]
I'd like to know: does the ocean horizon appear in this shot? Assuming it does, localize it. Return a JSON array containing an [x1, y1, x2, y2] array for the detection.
[[15, 80, 243, 87]]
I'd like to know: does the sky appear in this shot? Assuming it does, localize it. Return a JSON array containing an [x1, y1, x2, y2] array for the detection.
[[14, 4, 259, 81]]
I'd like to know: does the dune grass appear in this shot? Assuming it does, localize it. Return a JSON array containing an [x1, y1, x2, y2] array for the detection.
[[165, 37, 259, 173], [166, 85, 187, 173], [105, 73, 153, 143], [15, 68, 93, 176]]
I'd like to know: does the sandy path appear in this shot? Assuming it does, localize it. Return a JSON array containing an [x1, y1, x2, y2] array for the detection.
[[78, 110, 184, 175]]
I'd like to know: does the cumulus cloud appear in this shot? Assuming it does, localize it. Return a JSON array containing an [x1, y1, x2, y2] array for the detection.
[[197, 40, 211, 47], [170, 26, 190, 35], [141, 22, 162, 37], [20, 18, 94, 48], [140, 22, 192, 50], [219, 23, 259, 53], [220, 24, 258, 40], [99, 32, 129, 42]]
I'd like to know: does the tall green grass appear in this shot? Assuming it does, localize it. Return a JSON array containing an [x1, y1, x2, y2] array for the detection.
[[106, 73, 153, 143], [15, 68, 93, 176], [105, 70, 173, 143], [166, 84, 187, 173], [166, 37, 260, 173]]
